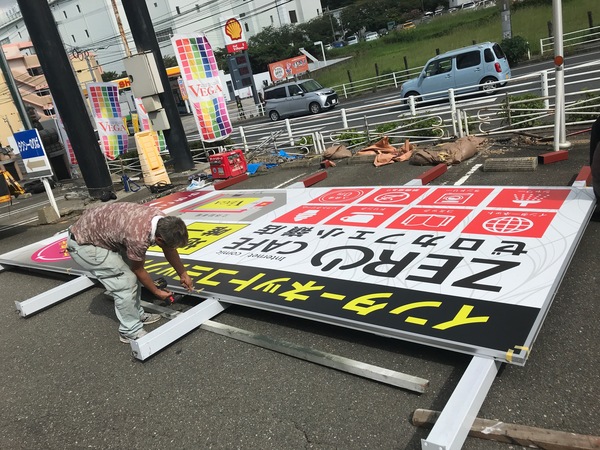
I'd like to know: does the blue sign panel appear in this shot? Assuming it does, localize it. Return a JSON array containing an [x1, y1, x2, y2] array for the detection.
[[12, 129, 52, 177], [14, 129, 45, 159]]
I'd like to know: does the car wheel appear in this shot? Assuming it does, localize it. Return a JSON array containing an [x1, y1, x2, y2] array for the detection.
[[269, 110, 280, 121], [404, 91, 421, 103], [309, 102, 321, 114], [479, 77, 498, 94]]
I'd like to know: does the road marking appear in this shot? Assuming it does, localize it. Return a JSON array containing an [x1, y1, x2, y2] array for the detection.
[[454, 163, 482, 186], [274, 172, 307, 189]]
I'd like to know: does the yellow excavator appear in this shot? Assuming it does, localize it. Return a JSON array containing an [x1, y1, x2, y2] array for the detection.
[[0, 167, 26, 205]]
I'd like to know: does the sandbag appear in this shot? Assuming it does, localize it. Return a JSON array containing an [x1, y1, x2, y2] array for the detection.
[[323, 144, 352, 160], [409, 136, 486, 166]]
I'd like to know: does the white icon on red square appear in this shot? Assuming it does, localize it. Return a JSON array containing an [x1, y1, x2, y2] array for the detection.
[[419, 188, 493, 207], [388, 208, 472, 232]]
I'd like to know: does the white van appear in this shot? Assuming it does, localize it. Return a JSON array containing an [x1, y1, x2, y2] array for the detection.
[[263, 79, 338, 121], [399, 42, 511, 103]]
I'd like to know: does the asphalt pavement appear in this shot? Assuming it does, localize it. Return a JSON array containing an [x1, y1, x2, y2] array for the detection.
[[0, 131, 598, 450]]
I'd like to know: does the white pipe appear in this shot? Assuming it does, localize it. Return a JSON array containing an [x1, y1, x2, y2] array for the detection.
[[553, 0, 571, 150], [341, 108, 348, 129], [286, 118, 293, 146]]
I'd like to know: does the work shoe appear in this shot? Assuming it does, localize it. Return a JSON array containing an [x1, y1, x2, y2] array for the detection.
[[141, 312, 161, 325], [119, 328, 148, 343]]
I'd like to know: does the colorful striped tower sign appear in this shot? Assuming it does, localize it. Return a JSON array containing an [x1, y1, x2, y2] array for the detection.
[[87, 82, 128, 160], [171, 34, 232, 142], [134, 98, 166, 152]]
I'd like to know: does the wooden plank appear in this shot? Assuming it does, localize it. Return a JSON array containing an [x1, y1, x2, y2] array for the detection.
[[301, 170, 328, 187], [201, 320, 429, 393], [416, 163, 447, 185], [539, 150, 569, 164], [413, 409, 600, 450], [213, 173, 249, 190], [573, 165, 592, 187]]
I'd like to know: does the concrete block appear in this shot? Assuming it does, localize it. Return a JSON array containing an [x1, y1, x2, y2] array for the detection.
[[483, 157, 538, 172], [38, 205, 60, 224]]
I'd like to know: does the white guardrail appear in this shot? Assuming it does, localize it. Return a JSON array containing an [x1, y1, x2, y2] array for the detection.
[[107, 27, 600, 177]]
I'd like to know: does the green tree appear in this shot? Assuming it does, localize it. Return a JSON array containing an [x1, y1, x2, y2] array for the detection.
[[297, 14, 339, 43], [163, 55, 178, 68], [101, 71, 125, 82]]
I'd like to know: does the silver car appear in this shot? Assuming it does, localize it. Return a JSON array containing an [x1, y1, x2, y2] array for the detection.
[[263, 79, 338, 121]]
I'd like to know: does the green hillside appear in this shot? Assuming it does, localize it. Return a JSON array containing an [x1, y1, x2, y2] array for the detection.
[[312, 0, 600, 89]]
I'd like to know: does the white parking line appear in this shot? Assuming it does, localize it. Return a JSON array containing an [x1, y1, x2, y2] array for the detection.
[[454, 163, 482, 186]]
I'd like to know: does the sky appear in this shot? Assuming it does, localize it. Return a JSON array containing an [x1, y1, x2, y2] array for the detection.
[[0, 0, 16, 10]]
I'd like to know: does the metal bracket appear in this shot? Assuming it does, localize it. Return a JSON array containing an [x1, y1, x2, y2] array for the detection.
[[421, 356, 501, 450], [14, 275, 96, 317], [129, 297, 228, 361]]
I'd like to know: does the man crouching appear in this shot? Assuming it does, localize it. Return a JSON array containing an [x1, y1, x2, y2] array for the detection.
[[66, 202, 193, 343]]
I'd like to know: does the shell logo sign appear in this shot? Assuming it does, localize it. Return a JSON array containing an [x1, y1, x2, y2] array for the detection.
[[222, 17, 248, 54]]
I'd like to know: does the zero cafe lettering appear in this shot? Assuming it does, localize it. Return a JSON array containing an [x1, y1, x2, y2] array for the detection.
[[217, 235, 522, 293], [145, 259, 491, 331], [175, 222, 527, 294]]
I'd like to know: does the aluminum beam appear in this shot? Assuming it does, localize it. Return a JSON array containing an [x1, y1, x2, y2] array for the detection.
[[421, 356, 500, 450], [129, 298, 228, 361], [14, 275, 96, 317]]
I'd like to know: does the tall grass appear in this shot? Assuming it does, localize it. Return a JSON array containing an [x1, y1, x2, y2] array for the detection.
[[312, 0, 600, 89]]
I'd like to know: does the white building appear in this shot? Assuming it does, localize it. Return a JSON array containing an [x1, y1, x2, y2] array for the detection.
[[0, 0, 324, 74]]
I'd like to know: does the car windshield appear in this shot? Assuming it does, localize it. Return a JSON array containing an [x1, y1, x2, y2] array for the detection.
[[299, 80, 324, 93]]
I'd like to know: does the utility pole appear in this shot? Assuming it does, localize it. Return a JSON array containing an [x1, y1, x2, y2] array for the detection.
[[110, 0, 131, 57], [0, 45, 32, 130], [501, 0, 512, 39]]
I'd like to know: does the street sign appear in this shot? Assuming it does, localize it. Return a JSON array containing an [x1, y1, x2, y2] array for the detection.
[[13, 129, 53, 178], [12, 128, 59, 217]]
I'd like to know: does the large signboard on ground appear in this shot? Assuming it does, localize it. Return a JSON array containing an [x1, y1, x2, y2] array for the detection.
[[0, 186, 594, 365]]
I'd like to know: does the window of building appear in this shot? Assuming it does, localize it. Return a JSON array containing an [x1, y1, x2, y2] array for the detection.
[[270, 15, 273, 24], [155, 27, 173, 43], [289, 10, 298, 23], [17, 32, 21, 39], [35, 88, 50, 97], [85, 29, 89, 37], [63, 11, 67, 18], [27, 66, 43, 76], [0, 37, 9, 45], [244, 22, 249, 32], [71, 34, 76, 43], [43, 107, 55, 116], [76, 4, 80, 13]]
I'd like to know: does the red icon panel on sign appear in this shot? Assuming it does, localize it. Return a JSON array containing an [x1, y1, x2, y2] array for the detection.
[[487, 188, 570, 209], [308, 188, 374, 204], [325, 206, 402, 228], [273, 205, 342, 225], [463, 210, 556, 238], [418, 188, 494, 207], [388, 208, 473, 232], [358, 187, 429, 205]]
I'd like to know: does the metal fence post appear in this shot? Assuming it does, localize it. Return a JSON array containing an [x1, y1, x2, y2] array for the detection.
[[409, 96, 416, 116], [286, 118, 293, 146], [239, 125, 248, 152], [341, 108, 348, 129], [540, 70, 550, 110]]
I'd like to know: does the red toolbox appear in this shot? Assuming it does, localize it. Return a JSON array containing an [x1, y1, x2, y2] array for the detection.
[[209, 149, 247, 179]]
